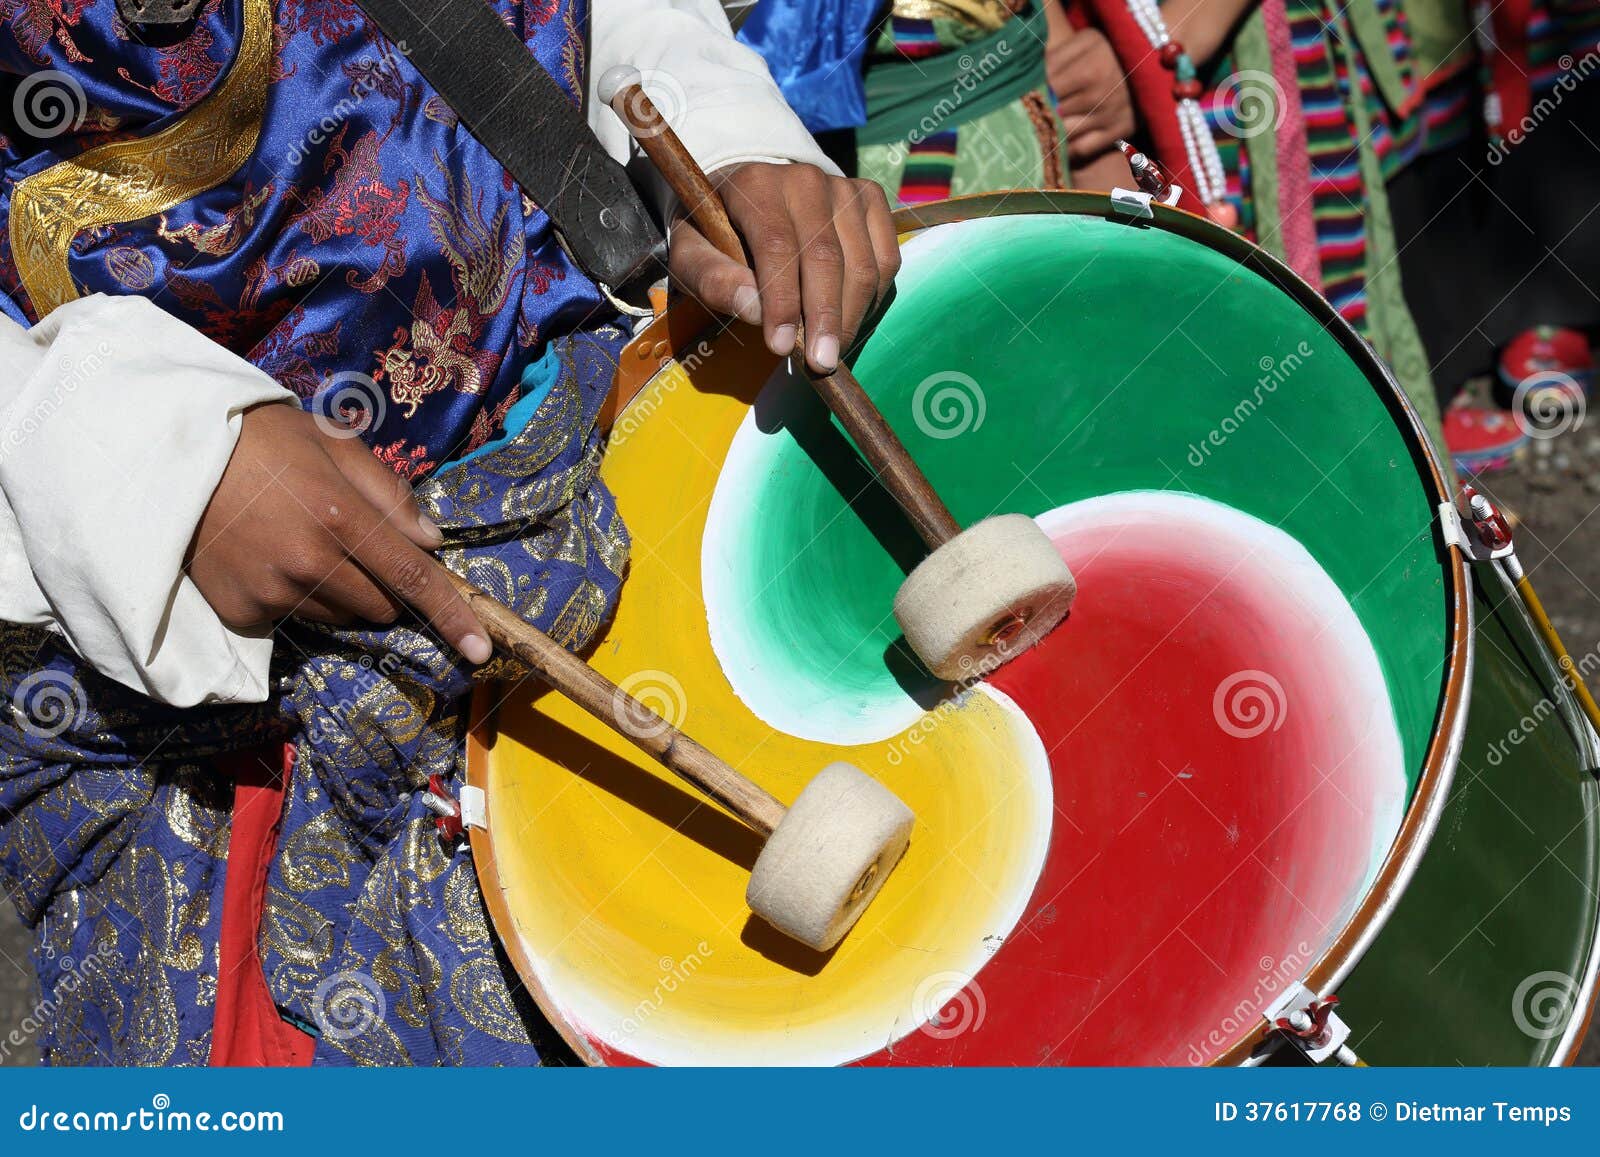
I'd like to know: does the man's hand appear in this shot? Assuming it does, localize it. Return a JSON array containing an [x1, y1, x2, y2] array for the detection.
[[666, 162, 901, 375], [1047, 28, 1137, 163], [187, 404, 492, 664]]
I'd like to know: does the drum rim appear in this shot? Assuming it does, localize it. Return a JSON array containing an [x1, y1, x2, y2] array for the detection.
[[469, 189, 1476, 1067]]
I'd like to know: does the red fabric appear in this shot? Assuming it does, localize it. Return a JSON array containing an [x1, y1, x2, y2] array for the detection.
[[1486, 0, 1535, 136], [210, 743, 315, 1068], [1070, 0, 1209, 215]]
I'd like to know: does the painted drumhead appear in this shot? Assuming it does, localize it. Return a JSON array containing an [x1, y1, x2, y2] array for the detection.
[[468, 195, 1466, 1066]]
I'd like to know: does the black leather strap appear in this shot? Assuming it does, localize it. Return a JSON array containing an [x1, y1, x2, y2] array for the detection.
[[116, 0, 204, 26], [353, 0, 668, 307]]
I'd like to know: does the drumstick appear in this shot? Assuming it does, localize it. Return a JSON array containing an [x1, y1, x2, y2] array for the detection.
[[446, 570, 913, 952], [447, 571, 785, 835], [598, 67, 1077, 684], [598, 68, 960, 551]]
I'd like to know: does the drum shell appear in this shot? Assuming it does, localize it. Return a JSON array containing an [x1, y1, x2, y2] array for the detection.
[[469, 193, 1600, 1066]]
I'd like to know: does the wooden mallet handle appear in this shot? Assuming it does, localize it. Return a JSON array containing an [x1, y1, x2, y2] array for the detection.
[[448, 571, 787, 837], [597, 67, 962, 551], [599, 66, 744, 264]]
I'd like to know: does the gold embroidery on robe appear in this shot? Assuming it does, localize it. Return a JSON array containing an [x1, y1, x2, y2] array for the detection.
[[8, 0, 274, 316]]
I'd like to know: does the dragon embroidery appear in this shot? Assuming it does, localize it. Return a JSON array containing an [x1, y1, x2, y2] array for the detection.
[[288, 124, 410, 294], [1, 0, 93, 66]]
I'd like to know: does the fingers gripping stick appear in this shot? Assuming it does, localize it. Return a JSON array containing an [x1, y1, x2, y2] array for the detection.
[[600, 68, 1077, 680], [447, 572, 912, 952]]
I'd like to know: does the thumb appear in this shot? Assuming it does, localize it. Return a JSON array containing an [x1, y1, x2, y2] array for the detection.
[[668, 219, 761, 324]]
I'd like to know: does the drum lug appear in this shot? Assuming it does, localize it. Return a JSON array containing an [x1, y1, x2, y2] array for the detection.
[[1114, 140, 1186, 209], [422, 776, 487, 849], [1442, 487, 1518, 568], [1261, 983, 1366, 1066]]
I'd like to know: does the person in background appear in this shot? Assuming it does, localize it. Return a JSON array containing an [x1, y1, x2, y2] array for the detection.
[[740, 0, 1073, 206], [1071, 0, 1447, 434], [1385, 0, 1599, 474]]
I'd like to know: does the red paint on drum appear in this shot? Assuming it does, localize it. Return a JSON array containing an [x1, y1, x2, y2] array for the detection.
[[861, 506, 1398, 1066]]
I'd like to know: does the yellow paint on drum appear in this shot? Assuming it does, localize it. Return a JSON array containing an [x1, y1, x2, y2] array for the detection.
[[477, 336, 1053, 1065]]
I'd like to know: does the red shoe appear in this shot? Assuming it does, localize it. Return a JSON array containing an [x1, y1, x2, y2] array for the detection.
[[1444, 403, 1528, 475]]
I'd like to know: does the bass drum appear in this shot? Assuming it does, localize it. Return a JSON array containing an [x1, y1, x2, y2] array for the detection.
[[466, 192, 1600, 1065]]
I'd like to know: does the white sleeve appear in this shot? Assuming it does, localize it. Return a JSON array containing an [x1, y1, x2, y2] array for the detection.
[[587, 0, 841, 177], [0, 294, 297, 708]]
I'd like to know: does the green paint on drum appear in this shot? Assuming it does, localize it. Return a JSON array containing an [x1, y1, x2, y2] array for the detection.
[[718, 213, 1448, 789]]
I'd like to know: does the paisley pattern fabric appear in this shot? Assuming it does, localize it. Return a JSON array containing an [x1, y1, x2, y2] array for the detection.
[[0, 0, 634, 1064]]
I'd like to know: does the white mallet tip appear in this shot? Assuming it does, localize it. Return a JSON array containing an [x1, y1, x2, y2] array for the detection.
[[598, 65, 642, 106]]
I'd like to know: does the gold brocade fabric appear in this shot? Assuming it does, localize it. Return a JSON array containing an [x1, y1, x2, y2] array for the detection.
[[7, 0, 272, 316], [889, 0, 1021, 31]]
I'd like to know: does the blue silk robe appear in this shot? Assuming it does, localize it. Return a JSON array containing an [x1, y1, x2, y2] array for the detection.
[[0, 0, 632, 1064]]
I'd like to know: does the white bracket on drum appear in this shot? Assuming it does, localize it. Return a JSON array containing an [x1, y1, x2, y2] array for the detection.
[[459, 785, 488, 831], [1109, 187, 1156, 220], [1439, 499, 1515, 564], [1261, 983, 1364, 1066]]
